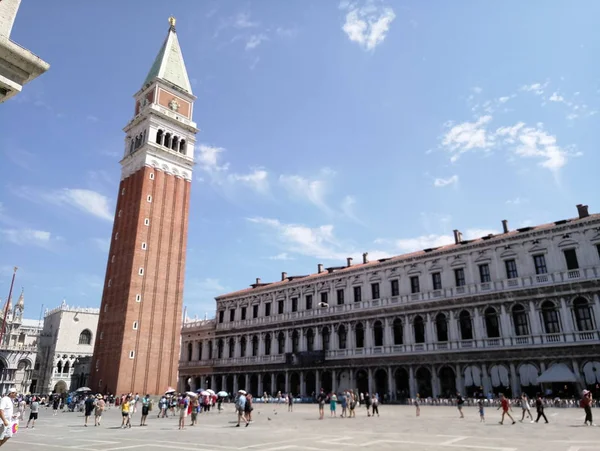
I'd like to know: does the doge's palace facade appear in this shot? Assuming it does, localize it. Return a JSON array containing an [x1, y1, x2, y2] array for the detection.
[[180, 204, 600, 400]]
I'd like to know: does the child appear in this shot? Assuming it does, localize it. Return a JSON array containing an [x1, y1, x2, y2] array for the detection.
[[478, 398, 485, 422], [414, 394, 421, 417]]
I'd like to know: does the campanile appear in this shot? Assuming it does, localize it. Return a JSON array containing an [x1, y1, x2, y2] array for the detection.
[[91, 17, 197, 395]]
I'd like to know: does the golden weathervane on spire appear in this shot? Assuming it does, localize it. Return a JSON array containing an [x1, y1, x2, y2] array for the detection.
[[169, 16, 176, 28]]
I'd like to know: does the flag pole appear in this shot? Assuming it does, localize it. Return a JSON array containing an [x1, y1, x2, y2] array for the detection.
[[0, 267, 18, 346]]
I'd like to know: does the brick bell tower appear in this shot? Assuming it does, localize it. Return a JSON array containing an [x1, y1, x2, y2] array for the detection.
[[91, 17, 197, 395]]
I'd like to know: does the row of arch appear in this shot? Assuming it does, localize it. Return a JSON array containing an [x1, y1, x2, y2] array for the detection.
[[156, 129, 186, 154], [129, 130, 147, 154], [187, 297, 596, 361]]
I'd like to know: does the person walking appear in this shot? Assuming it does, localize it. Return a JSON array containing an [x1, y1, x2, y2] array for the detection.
[[534, 394, 548, 424], [371, 393, 380, 417], [235, 391, 249, 427], [329, 393, 337, 417], [287, 393, 294, 412], [84, 394, 96, 427], [456, 392, 465, 419], [94, 394, 105, 426], [120, 395, 132, 429], [477, 398, 485, 422], [0, 388, 18, 447], [140, 394, 150, 427], [519, 394, 533, 423], [178, 394, 189, 430], [26, 396, 39, 428], [316, 389, 327, 420], [497, 394, 516, 425], [414, 393, 421, 417], [582, 390, 594, 426]]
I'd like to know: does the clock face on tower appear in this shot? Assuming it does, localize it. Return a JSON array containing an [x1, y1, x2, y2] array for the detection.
[[169, 98, 180, 112]]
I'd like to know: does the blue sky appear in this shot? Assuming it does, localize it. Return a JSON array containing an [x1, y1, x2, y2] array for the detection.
[[1, 0, 599, 320]]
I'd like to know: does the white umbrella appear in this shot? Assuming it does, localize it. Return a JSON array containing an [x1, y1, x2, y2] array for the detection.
[[217, 391, 228, 397], [165, 387, 176, 394], [76, 387, 91, 393], [199, 390, 209, 396], [206, 389, 215, 395], [186, 391, 198, 397], [238, 389, 247, 395]]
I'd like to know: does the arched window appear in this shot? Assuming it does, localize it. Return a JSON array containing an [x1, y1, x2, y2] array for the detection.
[[130, 140, 134, 154], [198, 342, 203, 361], [79, 330, 92, 345], [306, 328, 314, 352], [338, 325, 347, 349], [179, 139, 186, 154], [573, 297, 594, 331], [217, 339, 223, 359], [251, 335, 258, 357], [57, 361, 62, 374], [322, 327, 330, 351], [393, 318, 403, 345], [156, 129, 164, 145], [459, 310, 473, 340], [485, 307, 500, 338], [208, 340, 213, 359], [512, 304, 529, 336], [436, 313, 448, 342], [164, 133, 172, 148], [63, 361, 70, 374], [172, 136, 179, 151], [240, 336, 247, 357], [187, 342, 193, 361], [228, 338, 235, 358], [277, 332, 285, 354], [264, 333, 271, 355], [541, 301, 561, 334], [292, 330, 299, 353], [355, 323, 364, 348], [414, 315, 425, 343], [373, 320, 384, 347]]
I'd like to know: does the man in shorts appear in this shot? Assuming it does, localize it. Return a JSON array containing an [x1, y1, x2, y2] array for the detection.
[[84, 394, 96, 427], [0, 388, 18, 446], [456, 392, 465, 418], [94, 394, 105, 426], [26, 396, 40, 428], [316, 388, 327, 420], [235, 391, 249, 427]]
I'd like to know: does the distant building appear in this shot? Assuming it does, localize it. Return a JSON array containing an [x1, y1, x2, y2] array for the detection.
[[0, 290, 42, 395], [0, 0, 50, 103], [34, 301, 99, 394]]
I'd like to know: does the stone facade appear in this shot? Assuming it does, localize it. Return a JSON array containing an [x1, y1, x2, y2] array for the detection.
[[34, 301, 99, 395], [0, 0, 49, 103], [91, 18, 196, 396], [180, 205, 600, 400], [0, 291, 41, 394]]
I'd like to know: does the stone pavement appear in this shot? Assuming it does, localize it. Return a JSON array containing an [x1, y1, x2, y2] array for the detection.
[[9, 403, 600, 451]]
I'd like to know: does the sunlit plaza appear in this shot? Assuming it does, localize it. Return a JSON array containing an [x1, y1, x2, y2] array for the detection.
[[11, 403, 600, 451]]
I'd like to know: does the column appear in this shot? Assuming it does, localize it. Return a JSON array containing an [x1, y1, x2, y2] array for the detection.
[[316, 327, 323, 351], [332, 369, 337, 393], [472, 309, 483, 341], [210, 374, 216, 391], [404, 315, 413, 346], [409, 366, 416, 398], [315, 369, 321, 391], [233, 375, 238, 393], [384, 318, 393, 346], [349, 369, 355, 391], [244, 374, 249, 391], [235, 337, 241, 358], [300, 371, 306, 397], [528, 301, 542, 336], [559, 297, 574, 334], [285, 371, 290, 393], [270, 373, 276, 394], [455, 364, 463, 394], [387, 366, 394, 401], [499, 304, 512, 340], [365, 321, 373, 349], [509, 363, 519, 397], [258, 374, 263, 396], [259, 334, 265, 356], [572, 360, 583, 385], [592, 294, 600, 330], [367, 368, 373, 394], [285, 330, 291, 353], [431, 366, 440, 398], [481, 364, 492, 394], [425, 314, 435, 348], [221, 375, 226, 392], [448, 311, 459, 343]]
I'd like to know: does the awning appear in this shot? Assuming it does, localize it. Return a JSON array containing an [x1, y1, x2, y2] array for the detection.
[[536, 363, 578, 384]]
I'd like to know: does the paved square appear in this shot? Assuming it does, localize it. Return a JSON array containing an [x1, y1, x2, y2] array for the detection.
[[10, 403, 600, 451]]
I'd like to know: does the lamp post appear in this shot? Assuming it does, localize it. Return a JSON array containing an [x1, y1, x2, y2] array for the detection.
[[0, 267, 18, 347]]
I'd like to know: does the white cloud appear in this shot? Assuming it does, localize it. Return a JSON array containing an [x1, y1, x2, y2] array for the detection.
[[441, 115, 494, 162], [279, 173, 332, 214], [1, 228, 52, 246], [341, 1, 396, 51], [197, 145, 229, 173], [549, 92, 565, 102], [234, 12, 259, 28], [52, 189, 113, 221], [521, 81, 549, 95], [433, 175, 459, 188], [86, 115, 99, 123], [245, 34, 268, 50], [228, 169, 269, 193], [393, 228, 498, 253], [276, 27, 297, 38], [506, 197, 528, 205], [268, 253, 294, 261], [472, 87, 483, 94], [340, 195, 363, 223], [498, 96, 510, 103]]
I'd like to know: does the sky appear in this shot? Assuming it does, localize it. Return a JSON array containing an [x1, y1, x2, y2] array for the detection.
[[1, 0, 599, 320]]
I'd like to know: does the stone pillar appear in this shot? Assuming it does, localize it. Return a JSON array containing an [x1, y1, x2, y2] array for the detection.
[[448, 311, 459, 342], [244, 374, 249, 391], [409, 366, 416, 398], [300, 371, 306, 397], [528, 301, 542, 336], [349, 369, 355, 391], [509, 363, 519, 397], [367, 367, 373, 394], [387, 366, 394, 401], [384, 318, 393, 346], [559, 297, 574, 333], [285, 371, 290, 393], [472, 309, 483, 341], [233, 375, 238, 393], [404, 315, 413, 345], [431, 366, 440, 398], [285, 330, 291, 353], [425, 314, 435, 347], [259, 334, 265, 356], [316, 327, 323, 351], [258, 374, 263, 396], [271, 373, 276, 394], [455, 364, 463, 394], [572, 360, 583, 385], [499, 304, 511, 339], [221, 375, 226, 392], [315, 369, 321, 391], [211, 375, 216, 391], [332, 369, 337, 393], [592, 294, 600, 329], [365, 321, 373, 349]]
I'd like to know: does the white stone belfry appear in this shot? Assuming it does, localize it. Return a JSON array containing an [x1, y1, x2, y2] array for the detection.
[[121, 17, 197, 182]]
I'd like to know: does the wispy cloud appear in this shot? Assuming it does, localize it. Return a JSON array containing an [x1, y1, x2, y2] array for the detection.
[[441, 115, 494, 162], [506, 197, 528, 205], [279, 170, 334, 214], [228, 169, 269, 193], [393, 228, 498, 253], [268, 252, 294, 261], [340, 1, 396, 51], [520, 81, 549, 95], [245, 34, 268, 50], [0, 228, 53, 247], [234, 12, 259, 29], [433, 175, 459, 188], [3, 148, 37, 171]]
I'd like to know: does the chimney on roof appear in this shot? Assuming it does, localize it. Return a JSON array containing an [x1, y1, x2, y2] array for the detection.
[[255, 277, 261, 285], [347, 257, 353, 267], [576, 204, 589, 219], [453, 229, 462, 245], [317, 264, 324, 274], [362, 252, 369, 264], [281, 272, 287, 281], [502, 219, 509, 234]]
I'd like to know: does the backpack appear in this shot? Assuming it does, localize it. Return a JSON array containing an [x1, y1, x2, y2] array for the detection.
[[579, 399, 586, 408]]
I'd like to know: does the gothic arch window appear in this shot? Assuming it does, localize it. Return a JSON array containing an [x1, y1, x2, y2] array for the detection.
[[187, 342, 193, 361], [240, 336, 247, 357], [512, 304, 529, 336], [63, 361, 70, 374], [292, 330, 299, 353], [354, 323, 364, 348], [573, 297, 594, 331], [57, 361, 62, 374], [459, 310, 473, 340], [215, 339, 222, 359], [156, 129, 164, 145], [264, 333, 272, 355], [485, 307, 501, 338], [172, 136, 179, 151], [338, 325, 347, 349], [413, 315, 425, 343], [164, 133, 172, 148], [306, 328, 314, 352], [228, 338, 235, 358], [393, 318, 403, 345], [277, 332, 285, 354], [79, 330, 92, 345], [322, 327, 330, 351], [436, 313, 448, 342], [179, 139, 186, 154], [130, 139, 134, 154], [135, 135, 141, 149], [541, 300, 561, 334], [251, 335, 258, 357], [373, 320, 384, 347]]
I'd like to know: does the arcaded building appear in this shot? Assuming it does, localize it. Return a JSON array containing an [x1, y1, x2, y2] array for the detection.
[[180, 204, 600, 399], [91, 17, 197, 396]]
